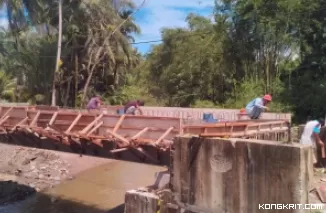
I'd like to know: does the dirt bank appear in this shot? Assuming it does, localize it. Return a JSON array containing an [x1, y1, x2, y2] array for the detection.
[[0, 143, 113, 205]]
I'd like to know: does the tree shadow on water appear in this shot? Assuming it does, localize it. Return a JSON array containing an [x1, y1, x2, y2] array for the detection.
[[0, 181, 125, 213]]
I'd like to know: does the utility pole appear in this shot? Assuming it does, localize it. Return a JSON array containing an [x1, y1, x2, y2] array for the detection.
[[51, 0, 62, 106]]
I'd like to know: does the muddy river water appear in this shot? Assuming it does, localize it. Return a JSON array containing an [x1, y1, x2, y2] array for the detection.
[[0, 160, 165, 213]]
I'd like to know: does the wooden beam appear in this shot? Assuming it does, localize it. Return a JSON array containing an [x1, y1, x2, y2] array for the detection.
[[45, 112, 59, 131], [11, 117, 28, 131], [154, 127, 174, 146], [65, 113, 82, 134], [106, 129, 130, 146], [0, 107, 12, 120], [110, 148, 128, 153], [80, 113, 103, 134], [131, 127, 149, 140], [86, 121, 103, 136], [113, 114, 125, 133], [0, 116, 10, 126], [30, 110, 41, 127], [48, 111, 58, 126]]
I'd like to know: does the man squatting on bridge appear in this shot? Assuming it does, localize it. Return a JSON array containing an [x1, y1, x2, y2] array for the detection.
[[245, 94, 272, 119], [124, 100, 145, 115], [300, 118, 325, 166], [87, 95, 103, 110]]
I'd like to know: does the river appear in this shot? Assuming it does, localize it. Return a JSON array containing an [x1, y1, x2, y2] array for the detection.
[[0, 160, 165, 213]]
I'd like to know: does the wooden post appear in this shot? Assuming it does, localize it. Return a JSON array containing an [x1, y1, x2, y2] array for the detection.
[[131, 127, 149, 140], [80, 113, 103, 134], [30, 110, 41, 127], [113, 114, 125, 133], [48, 111, 58, 126], [154, 127, 174, 146], [65, 113, 82, 134], [86, 121, 103, 136]]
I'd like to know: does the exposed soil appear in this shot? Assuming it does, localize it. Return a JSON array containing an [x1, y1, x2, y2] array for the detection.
[[0, 143, 113, 206]]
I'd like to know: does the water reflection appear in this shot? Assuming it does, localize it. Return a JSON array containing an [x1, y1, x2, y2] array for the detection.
[[0, 160, 164, 213]]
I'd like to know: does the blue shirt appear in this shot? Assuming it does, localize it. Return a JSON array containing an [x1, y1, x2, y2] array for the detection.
[[246, 97, 264, 111], [313, 126, 321, 134]]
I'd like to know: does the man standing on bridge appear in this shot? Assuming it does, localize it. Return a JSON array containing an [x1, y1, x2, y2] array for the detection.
[[124, 100, 145, 115], [300, 118, 325, 166], [245, 94, 272, 119]]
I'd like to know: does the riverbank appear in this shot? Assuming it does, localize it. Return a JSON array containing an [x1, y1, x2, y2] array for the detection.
[[0, 143, 165, 213], [0, 143, 114, 205]]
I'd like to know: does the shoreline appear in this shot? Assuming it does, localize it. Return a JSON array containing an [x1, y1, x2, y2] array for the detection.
[[0, 143, 115, 206]]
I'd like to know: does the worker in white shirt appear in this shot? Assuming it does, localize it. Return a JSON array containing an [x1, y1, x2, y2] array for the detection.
[[300, 118, 325, 166]]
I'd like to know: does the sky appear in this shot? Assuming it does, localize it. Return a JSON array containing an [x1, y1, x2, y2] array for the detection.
[[0, 0, 216, 54], [132, 0, 215, 53]]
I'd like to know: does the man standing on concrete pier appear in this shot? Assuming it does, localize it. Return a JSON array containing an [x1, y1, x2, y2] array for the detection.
[[245, 94, 272, 119], [300, 118, 325, 165]]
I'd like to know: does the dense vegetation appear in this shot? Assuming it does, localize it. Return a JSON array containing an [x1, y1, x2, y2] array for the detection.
[[0, 0, 325, 122]]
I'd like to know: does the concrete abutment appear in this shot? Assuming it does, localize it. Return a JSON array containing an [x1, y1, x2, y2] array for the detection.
[[125, 136, 313, 213]]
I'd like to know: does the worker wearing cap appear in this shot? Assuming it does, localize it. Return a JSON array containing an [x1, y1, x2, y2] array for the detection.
[[245, 94, 272, 119], [124, 100, 145, 115], [300, 118, 325, 165], [87, 95, 102, 110]]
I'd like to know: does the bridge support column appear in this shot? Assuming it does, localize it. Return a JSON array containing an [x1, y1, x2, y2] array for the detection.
[[125, 136, 312, 213]]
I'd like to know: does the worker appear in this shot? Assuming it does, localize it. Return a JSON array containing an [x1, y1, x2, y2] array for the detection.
[[87, 95, 102, 110], [124, 100, 145, 115], [245, 94, 272, 119], [300, 118, 325, 166]]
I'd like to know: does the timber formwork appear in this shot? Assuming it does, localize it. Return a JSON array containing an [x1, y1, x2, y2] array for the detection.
[[0, 105, 290, 165]]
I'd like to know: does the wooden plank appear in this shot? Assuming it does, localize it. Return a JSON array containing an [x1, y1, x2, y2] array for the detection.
[[65, 113, 82, 134], [86, 121, 103, 136], [30, 110, 41, 127], [154, 127, 174, 146], [106, 129, 130, 146], [80, 113, 103, 134], [113, 114, 126, 133], [131, 127, 149, 140]]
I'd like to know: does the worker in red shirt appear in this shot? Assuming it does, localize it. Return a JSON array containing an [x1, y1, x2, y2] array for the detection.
[[124, 100, 145, 115]]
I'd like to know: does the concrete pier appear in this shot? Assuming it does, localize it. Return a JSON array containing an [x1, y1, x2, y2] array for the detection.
[[125, 136, 313, 213]]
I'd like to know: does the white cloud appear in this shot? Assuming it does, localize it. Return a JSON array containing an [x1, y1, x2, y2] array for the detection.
[[133, 0, 215, 42]]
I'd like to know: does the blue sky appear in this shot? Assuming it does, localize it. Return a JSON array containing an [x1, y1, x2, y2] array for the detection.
[[132, 0, 215, 53], [0, 1, 215, 54]]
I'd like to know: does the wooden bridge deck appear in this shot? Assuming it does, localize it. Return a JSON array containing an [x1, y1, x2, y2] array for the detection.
[[0, 105, 291, 164]]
